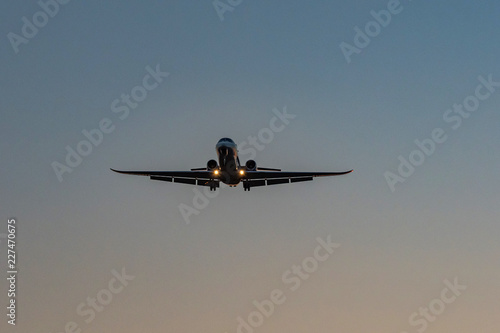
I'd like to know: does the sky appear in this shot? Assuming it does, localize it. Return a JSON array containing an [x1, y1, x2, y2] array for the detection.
[[1, 1, 499, 332]]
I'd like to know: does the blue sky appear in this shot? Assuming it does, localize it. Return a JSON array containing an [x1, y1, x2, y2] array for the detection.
[[1, 1, 499, 332]]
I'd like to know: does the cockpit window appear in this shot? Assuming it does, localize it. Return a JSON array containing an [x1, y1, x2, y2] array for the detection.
[[219, 137, 234, 143]]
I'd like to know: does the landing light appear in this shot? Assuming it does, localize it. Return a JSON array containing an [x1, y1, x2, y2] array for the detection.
[[239, 170, 245, 175], [214, 170, 219, 175]]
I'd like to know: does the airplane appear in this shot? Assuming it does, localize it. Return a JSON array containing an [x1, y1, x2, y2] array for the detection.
[[111, 137, 352, 191]]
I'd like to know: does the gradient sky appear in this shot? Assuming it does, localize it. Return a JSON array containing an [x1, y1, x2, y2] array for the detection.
[[1, 1, 499, 332]]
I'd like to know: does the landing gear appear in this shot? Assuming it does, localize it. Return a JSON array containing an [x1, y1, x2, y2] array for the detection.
[[209, 179, 218, 191], [243, 181, 250, 191]]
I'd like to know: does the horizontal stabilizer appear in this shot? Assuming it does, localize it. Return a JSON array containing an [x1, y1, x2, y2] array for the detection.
[[257, 167, 282, 171]]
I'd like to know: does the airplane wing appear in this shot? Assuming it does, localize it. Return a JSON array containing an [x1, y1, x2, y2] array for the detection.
[[245, 170, 352, 179], [241, 170, 353, 188], [110, 168, 218, 187], [110, 168, 353, 189], [110, 168, 213, 178]]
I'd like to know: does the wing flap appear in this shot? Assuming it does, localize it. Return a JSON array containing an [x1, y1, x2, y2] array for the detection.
[[174, 178, 197, 185], [267, 178, 290, 185], [246, 179, 266, 187], [197, 179, 220, 188], [150, 175, 219, 187], [150, 176, 172, 182], [290, 176, 313, 183]]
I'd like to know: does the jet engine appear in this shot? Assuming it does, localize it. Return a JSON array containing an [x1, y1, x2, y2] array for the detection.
[[245, 159, 257, 171], [207, 159, 218, 171]]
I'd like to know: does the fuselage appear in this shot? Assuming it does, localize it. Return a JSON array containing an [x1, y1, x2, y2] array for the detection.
[[216, 137, 241, 185]]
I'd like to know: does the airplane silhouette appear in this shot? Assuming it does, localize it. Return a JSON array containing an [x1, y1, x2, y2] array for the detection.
[[111, 137, 352, 191]]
